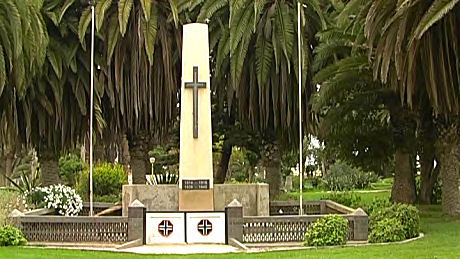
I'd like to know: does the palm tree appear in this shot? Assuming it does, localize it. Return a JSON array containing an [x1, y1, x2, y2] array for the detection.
[[366, 0, 460, 215], [198, 0, 326, 197], [312, 0, 421, 204], [0, 0, 49, 184], [0, 0, 48, 143], [78, 0, 184, 183]]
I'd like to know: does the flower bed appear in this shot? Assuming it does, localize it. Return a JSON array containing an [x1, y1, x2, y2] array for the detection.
[[24, 184, 83, 216]]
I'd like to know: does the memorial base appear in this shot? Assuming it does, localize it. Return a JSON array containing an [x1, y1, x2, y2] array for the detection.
[[122, 183, 269, 216], [179, 189, 214, 211]]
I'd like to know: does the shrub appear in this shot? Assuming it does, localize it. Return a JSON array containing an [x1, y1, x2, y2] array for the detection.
[[59, 154, 85, 187], [368, 218, 406, 243], [24, 185, 83, 216], [323, 161, 379, 191], [303, 215, 348, 246], [359, 197, 392, 216], [0, 225, 27, 246], [321, 191, 362, 208], [369, 203, 420, 241], [76, 163, 126, 202]]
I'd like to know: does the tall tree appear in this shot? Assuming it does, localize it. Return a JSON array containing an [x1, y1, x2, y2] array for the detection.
[[199, 0, 326, 198], [313, 0, 420, 203], [78, 0, 185, 183], [0, 0, 48, 146], [366, 0, 460, 215]]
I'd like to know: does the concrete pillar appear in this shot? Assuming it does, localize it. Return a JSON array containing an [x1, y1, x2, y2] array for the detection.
[[225, 199, 244, 242], [128, 200, 146, 244], [320, 201, 327, 214], [352, 208, 368, 241]]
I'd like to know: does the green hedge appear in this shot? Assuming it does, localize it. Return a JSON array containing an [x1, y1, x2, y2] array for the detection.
[[76, 163, 127, 203], [369, 218, 406, 243], [369, 203, 420, 243], [304, 215, 348, 246]]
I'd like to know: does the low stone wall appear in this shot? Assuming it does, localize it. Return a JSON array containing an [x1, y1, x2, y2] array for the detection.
[[227, 201, 368, 243], [122, 183, 269, 216], [17, 215, 128, 243], [214, 184, 269, 216]]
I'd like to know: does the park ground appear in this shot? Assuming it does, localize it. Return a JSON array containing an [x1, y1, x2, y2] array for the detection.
[[0, 186, 459, 259]]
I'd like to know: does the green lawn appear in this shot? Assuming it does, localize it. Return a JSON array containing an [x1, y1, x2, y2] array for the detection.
[[276, 189, 391, 204], [276, 177, 393, 205], [0, 205, 458, 259]]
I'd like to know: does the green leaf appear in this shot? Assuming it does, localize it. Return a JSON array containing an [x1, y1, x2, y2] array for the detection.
[[142, 5, 158, 66], [58, 0, 76, 23], [106, 16, 120, 65], [95, 0, 113, 32], [197, 0, 227, 22], [169, 0, 179, 28], [412, 0, 459, 40], [118, 0, 134, 36], [274, 2, 294, 72], [47, 47, 62, 79], [255, 33, 273, 87], [139, 0, 151, 21], [78, 7, 92, 44]]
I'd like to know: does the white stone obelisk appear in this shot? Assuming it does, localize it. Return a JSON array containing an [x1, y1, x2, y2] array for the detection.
[[178, 23, 214, 211]]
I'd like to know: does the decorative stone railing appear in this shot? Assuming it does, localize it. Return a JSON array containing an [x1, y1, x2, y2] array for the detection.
[[227, 200, 367, 243], [18, 215, 128, 243]]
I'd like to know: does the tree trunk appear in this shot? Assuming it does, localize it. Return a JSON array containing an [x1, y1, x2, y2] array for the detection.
[[39, 149, 61, 186], [418, 105, 438, 204], [129, 132, 149, 184], [121, 134, 131, 168], [418, 149, 438, 204], [215, 140, 232, 184], [262, 141, 282, 200], [436, 122, 460, 216], [391, 149, 416, 203], [94, 142, 105, 164], [389, 103, 417, 204]]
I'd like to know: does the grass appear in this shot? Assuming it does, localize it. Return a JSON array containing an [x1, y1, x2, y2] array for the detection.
[[0, 205, 458, 258], [276, 177, 392, 204], [276, 189, 391, 205]]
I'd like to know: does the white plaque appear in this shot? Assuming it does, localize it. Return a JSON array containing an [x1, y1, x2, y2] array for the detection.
[[185, 212, 226, 244], [146, 213, 185, 244]]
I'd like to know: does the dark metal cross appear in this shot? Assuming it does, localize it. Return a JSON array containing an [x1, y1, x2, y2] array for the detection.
[[184, 66, 206, 138], [197, 219, 212, 236], [158, 220, 173, 237]]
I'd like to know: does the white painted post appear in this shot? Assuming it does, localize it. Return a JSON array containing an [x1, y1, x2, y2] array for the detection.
[[89, 4, 95, 217], [297, 1, 303, 216]]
